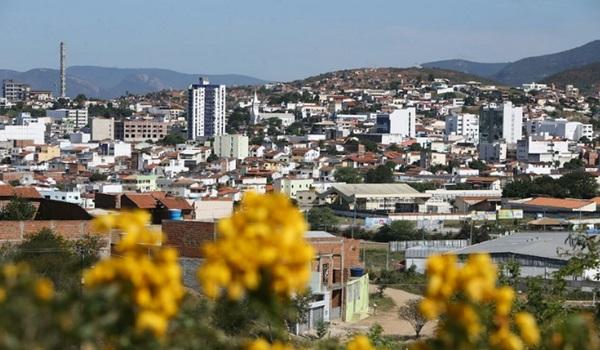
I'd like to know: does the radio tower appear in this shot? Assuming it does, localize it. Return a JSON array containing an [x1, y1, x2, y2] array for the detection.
[[60, 42, 66, 98]]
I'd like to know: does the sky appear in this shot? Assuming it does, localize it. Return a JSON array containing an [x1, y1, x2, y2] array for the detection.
[[0, 0, 599, 81]]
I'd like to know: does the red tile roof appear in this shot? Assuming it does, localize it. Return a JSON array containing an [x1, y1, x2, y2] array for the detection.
[[159, 197, 192, 210], [123, 194, 157, 209]]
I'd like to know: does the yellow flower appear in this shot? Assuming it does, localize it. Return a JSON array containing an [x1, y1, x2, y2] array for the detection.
[[84, 211, 184, 338], [198, 192, 313, 300], [136, 310, 168, 337], [246, 338, 294, 350], [419, 298, 442, 320], [346, 335, 374, 350], [34, 278, 54, 301], [515, 312, 540, 346], [494, 286, 515, 316]]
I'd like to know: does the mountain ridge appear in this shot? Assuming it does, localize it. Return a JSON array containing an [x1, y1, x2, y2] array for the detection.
[[422, 40, 600, 86], [0, 66, 267, 99]]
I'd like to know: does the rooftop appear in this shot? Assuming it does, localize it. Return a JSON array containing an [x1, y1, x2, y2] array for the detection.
[[451, 231, 573, 261]]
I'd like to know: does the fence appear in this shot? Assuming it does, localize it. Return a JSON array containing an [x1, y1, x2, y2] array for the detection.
[[389, 239, 469, 252]]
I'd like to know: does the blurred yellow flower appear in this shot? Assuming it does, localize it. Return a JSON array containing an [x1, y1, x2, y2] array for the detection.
[[515, 312, 540, 346], [34, 278, 54, 301], [346, 335, 374, 350], [84, 211, 184, 338], [246, 338, 294, 350], [198, 192, 313, 300], [0, 287, 6, 303], [419, 253, 540, 350]]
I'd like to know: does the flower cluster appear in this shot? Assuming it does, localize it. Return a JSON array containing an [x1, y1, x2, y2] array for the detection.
[[246, 339, 295, 350], [84, 210, 184, 337], [198, 192, 314, 300], [346, 335, 375, 350], [414, 253, 540, 350], [1, 263, 55, 302]]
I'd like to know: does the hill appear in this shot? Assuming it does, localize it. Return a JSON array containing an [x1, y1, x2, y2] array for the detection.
[[542, 61, 600, 95], [290, 67, 501, 91], [493, 40, 600, 86], [421, 59, 508, 78], [0, 66, 267, 99]]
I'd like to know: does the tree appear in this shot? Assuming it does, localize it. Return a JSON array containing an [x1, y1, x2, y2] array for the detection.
[[374, 221, 419, 242], [365, 165, 394, 183], [563, 158, 585, 171], [334, 167, 363, 183], [361, 139, 378, 153], [558, 171, 598, 199], [207, 153, 219, 162], [159, 133, 186, 146], [468, 159, 488, 172], [226, 107, 250, 133], [398, 299, 427, 338], [89, 172, 108, 182], [0, 197, 37, 220], [8, 228, 103, 291], [407, 143, 422, 152], [307, 207, 340, 230]]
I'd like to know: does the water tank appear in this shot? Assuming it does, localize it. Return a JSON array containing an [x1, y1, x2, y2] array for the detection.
[[350, 267, 364, 277], [168, 209, 183, 220]]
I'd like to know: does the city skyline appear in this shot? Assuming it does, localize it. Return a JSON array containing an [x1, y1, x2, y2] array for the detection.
[[0, 0, 599, 81]]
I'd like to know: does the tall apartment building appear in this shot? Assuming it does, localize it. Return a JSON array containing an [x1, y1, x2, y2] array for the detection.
[[375, 107, 416, 137], [445, 113, 479, 144], [479, 102, 523, 145], [91, 117, 115, 141], [527, 118, 593, 141], [115, 119, 170, 143], [2, 80, 31, 102], [213, 134, 249, 160], [187, 77, 226, 140], [46, 108, 89, 134]]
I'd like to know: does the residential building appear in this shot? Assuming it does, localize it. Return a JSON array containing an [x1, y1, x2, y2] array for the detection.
[[115, 119, 170, 143], [376, 107, 416, 137], [213, 134, 249, 160], [479, 102, 522, 145], [2, 80, 30, 102], [0, 120, 46, 144], [187, 77, 226, 139], [122, 174, 158, 192], [445, 113, 479, 144], [516, 136, 575, 165], [273, 177, 314, 199], [91, 117, 115, 141], [527, 118, 593, 141], [47, 108, 89, 134]]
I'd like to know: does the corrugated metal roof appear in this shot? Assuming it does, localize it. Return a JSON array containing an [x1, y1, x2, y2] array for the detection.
[[451, 231, 573, 261], [332, 183, 430, 198], [305, 230, 337, 239]]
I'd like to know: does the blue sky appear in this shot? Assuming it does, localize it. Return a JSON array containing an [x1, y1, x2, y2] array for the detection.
[[0, 0, 599, 81]]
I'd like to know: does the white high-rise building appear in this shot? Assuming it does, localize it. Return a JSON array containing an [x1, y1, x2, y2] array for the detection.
[[479, 102, 523, 145], [445, 113, 479, 144], [375, 107, 416, 137], [187, 78, 226, 140]]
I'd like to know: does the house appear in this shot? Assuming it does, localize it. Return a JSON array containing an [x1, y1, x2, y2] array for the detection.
[[296, 231, 368, 334], [273, 177, 314, 199], [322, 183, 430, 213]]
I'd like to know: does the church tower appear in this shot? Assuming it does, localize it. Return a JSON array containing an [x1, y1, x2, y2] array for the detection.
[[250, 91, 260, 124]]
